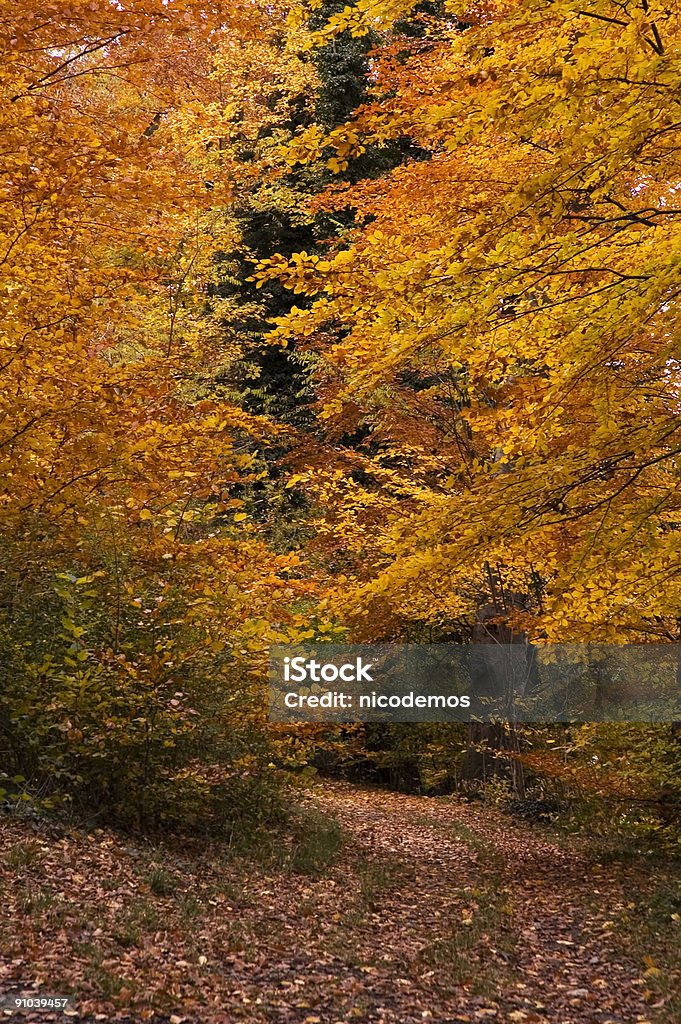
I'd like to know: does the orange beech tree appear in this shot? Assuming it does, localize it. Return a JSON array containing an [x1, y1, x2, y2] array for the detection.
[[257, 0, 681, 645], [0, 0, 323, 823]]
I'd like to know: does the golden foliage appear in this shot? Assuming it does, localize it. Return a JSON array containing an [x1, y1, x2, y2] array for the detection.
[[259, 1, 681, 641]]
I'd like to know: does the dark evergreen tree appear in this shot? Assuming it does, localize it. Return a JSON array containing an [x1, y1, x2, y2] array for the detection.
[[214, 0, 430, 426], [207, 1, 443, 548]]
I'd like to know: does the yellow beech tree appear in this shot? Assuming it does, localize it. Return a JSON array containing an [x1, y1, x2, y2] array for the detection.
[[257, 0, 681, 643]]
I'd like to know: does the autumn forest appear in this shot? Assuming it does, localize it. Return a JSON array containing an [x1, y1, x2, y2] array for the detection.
[[2, 1, 681, 1022]]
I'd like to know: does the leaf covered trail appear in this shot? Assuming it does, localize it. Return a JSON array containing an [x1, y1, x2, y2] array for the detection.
[[300, 784, 651, 1024], [0, 784, 663, 1024]]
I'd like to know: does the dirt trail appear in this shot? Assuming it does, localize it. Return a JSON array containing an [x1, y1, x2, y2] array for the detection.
[[278, 783, 651, 1024], [0, 784, 657, 1024]]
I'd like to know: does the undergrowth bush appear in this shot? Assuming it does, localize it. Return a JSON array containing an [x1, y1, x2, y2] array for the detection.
[[0, 545, 286, 837]]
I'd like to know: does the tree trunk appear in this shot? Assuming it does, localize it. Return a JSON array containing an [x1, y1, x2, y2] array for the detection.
[[461, 575, 535, 797]]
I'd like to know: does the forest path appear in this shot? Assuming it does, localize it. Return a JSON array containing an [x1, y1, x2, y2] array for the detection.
[[0, 784, 662, 1024], [260, 782, 652, 1024]]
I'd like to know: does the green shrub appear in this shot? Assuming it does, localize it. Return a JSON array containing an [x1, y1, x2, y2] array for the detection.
[[0, 560, 284, 837]]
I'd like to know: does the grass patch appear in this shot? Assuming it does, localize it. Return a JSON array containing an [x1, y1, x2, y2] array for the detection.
[[407, 816, 517, 995], [89, 966, 135, 1003], [288, 812, 344, 875], [534, 794, 680, 864], [147, 866, 176, 896], [176, 892, 203, 920], [447, 819, 506, 871], [16, 885, 68, 928], [419, 880, 516, 994], [357, 857, 410, 908], [112, 921, 141, 949], [112, 899, 162, 948], [5, 840, 41, 869], [358, 860, 395, 906], [610, 873, 681, 1023], [212, 878, 246, 903], [239, 806, 345, 876]]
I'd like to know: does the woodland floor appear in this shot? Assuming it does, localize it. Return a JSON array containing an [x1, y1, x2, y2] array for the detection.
[[1, 782, 680, 1024]]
